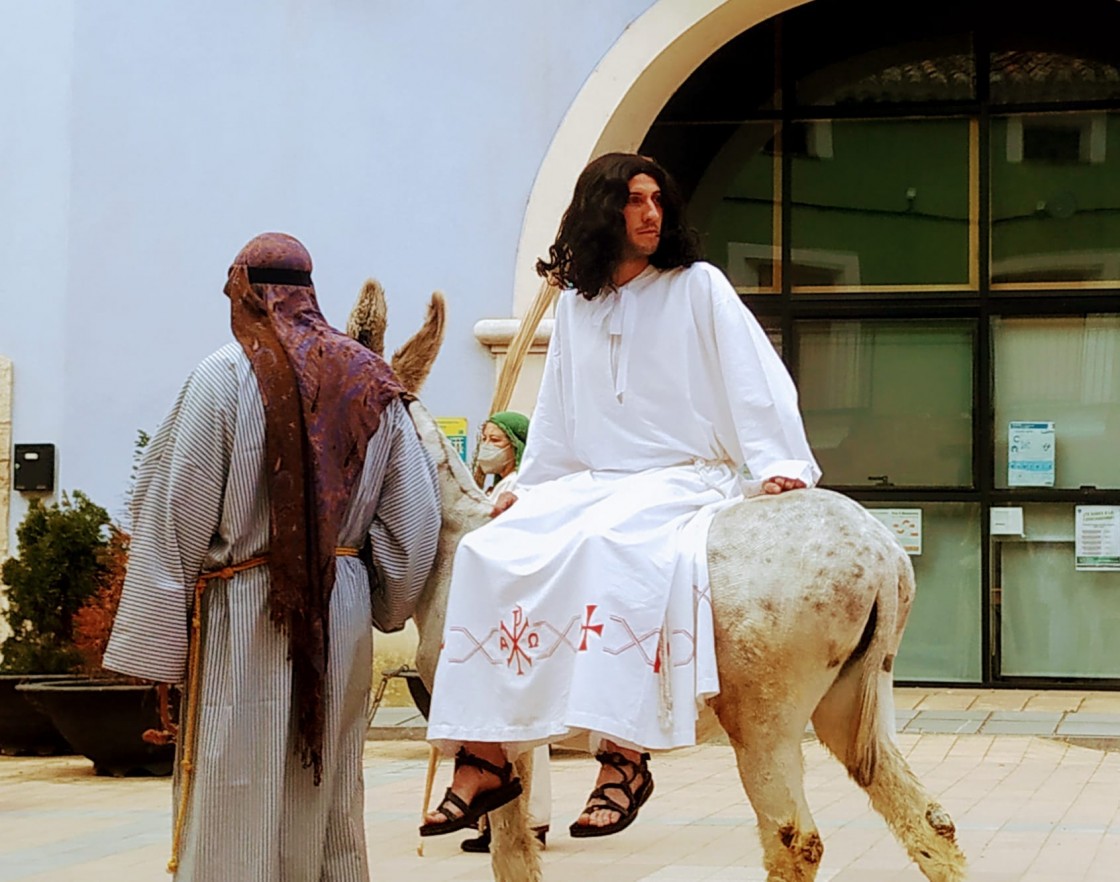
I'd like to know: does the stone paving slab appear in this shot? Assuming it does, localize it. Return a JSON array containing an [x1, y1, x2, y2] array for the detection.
[[909, 709, 993, 721], [902, 717, 984, 735], [988, 711, 1064, 722], [982, 719, 1059, 736], [1058, 720, 1120, 737], [1062, 713, 1120, 723], [1079, 695, 1120, 713], [3, 733, 1120, 881]]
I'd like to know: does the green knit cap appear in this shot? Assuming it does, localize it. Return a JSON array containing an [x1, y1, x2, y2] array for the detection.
[[486, 411, 530, 468]]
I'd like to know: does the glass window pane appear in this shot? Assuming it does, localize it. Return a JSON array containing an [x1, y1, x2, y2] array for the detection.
[[684, 122, 779, 291], [864, 502, 981, 682], [643, 122, 778, 290], [991, 113, 1120, 286], [993, 315, 1120, 490], [786, 3, 974, 107], [798, 320, 974, 488], [998, 504, 1120, 678], [790, 119, 973, 289]]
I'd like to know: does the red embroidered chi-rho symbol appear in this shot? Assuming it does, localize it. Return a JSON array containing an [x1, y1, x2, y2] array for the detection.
[[579, 604, 603, 651], [499, 606, 539, 675]]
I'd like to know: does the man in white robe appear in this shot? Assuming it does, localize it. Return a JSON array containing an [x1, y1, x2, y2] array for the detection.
[[423, 155, 820, 839], [105, 233, 441, 881]]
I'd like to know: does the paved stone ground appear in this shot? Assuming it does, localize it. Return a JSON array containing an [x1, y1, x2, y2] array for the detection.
[[2, 688, 1120, 881], [366, 686, 1120, 743]]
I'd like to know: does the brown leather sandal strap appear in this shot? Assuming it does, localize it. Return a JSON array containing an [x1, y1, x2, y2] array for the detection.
[[595, 751, 648, 786], [454, 748, 512, 784], [434, 787, 470, 820], [583, 778, 645, 814], [579, 785, 629, 817]]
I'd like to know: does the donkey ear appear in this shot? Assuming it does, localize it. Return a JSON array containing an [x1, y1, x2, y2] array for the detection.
[[390, 291, 446, 395], [346, 277, 388, 356]]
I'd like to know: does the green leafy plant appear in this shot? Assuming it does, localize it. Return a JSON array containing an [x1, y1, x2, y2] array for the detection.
[[0, 492, 112, 674], [71, 430, 150, 676]]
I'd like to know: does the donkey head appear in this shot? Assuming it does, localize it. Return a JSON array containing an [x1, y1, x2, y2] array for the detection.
[[346, 279, 490, 688]]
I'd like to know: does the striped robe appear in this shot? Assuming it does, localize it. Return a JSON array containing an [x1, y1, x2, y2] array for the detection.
[[104, 343, 440, 882]]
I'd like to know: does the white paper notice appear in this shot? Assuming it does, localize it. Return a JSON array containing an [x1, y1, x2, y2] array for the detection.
[[1075, 506, 1120, 572], [869, 508, 922, 555], [1008, 421, 1055, 487], [991, 507, 1025, 536]]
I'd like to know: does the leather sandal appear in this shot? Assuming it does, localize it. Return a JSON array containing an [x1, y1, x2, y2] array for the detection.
[[568, 751, 654, 838], [419, 748, 523, 837]]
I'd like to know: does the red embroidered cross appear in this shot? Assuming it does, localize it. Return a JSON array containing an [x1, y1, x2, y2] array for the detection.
[[579, 604, 603, 651], [498, 606, 538, 675]]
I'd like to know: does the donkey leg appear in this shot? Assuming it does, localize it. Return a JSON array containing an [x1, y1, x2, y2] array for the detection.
[[812, 671, 967, 882], [718, 692, 824, 882], [489, 752, 542, 882]]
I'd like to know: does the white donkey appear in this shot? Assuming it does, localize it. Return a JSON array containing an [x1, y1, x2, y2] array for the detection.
[[355, 283, 967, 882]]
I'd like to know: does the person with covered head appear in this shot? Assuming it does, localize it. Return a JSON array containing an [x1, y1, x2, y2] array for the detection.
[[475, 410, 528, 498], [422, 153, 820, 842], [104, 232, 441, 881]]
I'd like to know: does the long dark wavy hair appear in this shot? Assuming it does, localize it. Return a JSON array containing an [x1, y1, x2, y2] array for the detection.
[[536, 153, 702, 299]]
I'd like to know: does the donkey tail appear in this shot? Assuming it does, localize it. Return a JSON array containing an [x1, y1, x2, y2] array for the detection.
[[847, 549, 909, 787]]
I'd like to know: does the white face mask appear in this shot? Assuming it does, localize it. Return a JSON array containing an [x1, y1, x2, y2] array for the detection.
[[477, 442, 514, 475]]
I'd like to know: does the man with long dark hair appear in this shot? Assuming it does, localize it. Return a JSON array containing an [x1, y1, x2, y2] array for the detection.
[[423, 155, 820, 839]]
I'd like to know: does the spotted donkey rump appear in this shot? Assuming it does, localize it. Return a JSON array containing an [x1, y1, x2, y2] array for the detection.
[[707, 489, 967, 881]]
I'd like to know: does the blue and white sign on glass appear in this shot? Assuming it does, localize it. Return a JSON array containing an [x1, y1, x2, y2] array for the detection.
[[1008, 421, 1055, 487]]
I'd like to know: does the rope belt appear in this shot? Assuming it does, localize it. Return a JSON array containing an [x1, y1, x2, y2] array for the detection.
[[163, 547, 360, 874]]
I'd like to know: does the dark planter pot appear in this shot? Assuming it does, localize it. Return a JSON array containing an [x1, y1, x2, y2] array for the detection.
[[0, 673, 75, 756], [16, 677, 175, 776]]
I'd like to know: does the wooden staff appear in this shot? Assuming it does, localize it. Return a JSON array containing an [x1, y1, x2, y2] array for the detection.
[[417, 746, 442, 856], [473, 281, 559, 485]]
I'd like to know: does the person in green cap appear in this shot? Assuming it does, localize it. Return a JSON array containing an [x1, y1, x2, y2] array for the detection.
[[460, 410, 552, 853], [475, 410, 530, 500]]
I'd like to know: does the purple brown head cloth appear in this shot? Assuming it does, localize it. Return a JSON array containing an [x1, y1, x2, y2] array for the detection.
[[226, 232, 403, 783]]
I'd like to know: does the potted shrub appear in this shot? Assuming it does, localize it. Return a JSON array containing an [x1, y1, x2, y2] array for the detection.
[[17, 522, 176, 776], [0, 491, 110, 755], [2, 425, 178, 771]]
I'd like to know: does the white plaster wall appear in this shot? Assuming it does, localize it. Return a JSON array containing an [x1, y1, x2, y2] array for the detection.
[[0, 1, 76, 551], [0, 0, 658, 541]]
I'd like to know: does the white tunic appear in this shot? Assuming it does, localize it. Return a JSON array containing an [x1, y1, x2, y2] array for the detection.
[[104, 344, 440, 882], [426, 262, 820, 754]]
